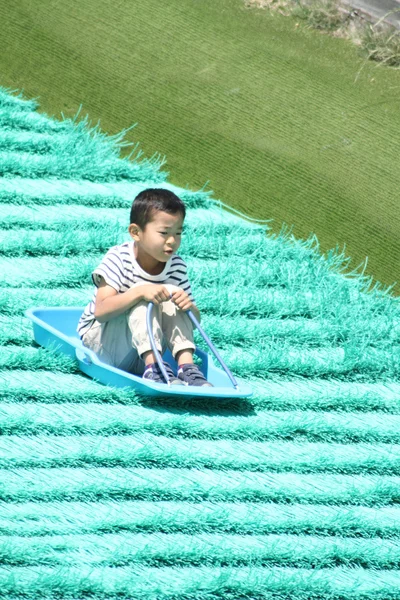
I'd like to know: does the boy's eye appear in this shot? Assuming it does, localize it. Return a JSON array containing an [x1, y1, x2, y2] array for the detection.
[[159, 232, 182, 235]]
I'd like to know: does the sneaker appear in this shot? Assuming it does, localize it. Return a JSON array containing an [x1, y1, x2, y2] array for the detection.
[[177, 363, 214, 387], [143, 361, 184, 385]]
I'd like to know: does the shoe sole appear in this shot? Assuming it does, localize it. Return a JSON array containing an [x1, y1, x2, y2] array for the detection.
[[178, 378, 214, 387], [144, 377, 185, 385]]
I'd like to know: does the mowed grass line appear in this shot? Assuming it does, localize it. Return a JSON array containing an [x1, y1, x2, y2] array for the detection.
[[0, 0, 400, 288]]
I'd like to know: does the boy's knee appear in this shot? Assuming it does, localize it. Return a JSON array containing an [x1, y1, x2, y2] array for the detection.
[[164, 284, 180, 295], [160, 298, 181, 317], [128, 299, 160, 322]]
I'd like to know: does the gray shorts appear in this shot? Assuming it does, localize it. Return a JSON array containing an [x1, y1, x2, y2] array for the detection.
[[82, 297, 195, 375]]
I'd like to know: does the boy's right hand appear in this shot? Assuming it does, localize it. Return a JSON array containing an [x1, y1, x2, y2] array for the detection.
[[139, 284, 171, 305]]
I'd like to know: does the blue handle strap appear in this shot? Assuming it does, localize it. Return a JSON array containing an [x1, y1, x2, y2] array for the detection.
[[146, 301, 239, 389]]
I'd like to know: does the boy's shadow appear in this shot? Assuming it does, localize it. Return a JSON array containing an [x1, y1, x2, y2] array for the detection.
[[139, 393, 256, 417]]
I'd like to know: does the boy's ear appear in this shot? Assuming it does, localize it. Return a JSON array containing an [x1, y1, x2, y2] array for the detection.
[[128, 223, 141, 239]]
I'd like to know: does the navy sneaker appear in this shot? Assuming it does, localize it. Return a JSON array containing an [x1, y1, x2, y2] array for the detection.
[[177, 363, 214, 387], [143, 361, 184, 385]]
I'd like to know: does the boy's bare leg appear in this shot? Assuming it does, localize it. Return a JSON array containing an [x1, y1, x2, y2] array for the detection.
[[143, 348, 194, 366], [142, 350, 157, 366], [175, 348, 194, 366]]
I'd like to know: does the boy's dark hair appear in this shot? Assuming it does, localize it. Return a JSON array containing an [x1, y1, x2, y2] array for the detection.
[[130, 188, 186, 229]]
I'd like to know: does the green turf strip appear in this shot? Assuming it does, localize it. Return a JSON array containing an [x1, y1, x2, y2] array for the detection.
[[2, 532, 400, 568], [2, 434, 400, 475], [1, 466, 400, 505], [0, 177, 213, 209], [1, 564, 400, 598], [1, 499, 399, 537], [2, 402, 400, 443], [2, 370, 400, 412]]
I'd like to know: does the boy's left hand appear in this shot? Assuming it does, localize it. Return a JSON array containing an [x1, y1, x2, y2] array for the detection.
[[170, 289, 193, 311]]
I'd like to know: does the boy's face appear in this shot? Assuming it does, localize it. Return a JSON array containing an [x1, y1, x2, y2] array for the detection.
[[129, 210, 184, 263]]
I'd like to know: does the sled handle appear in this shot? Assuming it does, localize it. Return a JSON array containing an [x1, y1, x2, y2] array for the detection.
[[186, 309, 239, 390], [146, 301, 239, 389]]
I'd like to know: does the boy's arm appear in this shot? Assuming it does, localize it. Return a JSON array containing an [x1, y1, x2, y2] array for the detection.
[[95, 279, 172, 322], [94, 279, 144, 322]]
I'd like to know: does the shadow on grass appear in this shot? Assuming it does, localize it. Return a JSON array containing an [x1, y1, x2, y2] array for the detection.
[[139, 394, 257, 417]]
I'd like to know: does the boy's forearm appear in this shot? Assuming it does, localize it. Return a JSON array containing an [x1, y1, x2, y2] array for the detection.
[[94, 287, 144, 322], [95, 288, 201, 324]]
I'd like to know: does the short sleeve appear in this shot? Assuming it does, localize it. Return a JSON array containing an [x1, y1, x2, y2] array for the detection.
[[171, 257, 194, 302], [92, 247, 126, 292], [182, 279, 194, 302]]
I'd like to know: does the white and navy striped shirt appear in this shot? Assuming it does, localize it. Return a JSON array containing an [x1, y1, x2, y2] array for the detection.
[[77, 241, 194, 338]]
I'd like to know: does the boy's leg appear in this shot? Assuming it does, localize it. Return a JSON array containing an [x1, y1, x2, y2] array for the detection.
[[82, 302, 169, 377], [81, 314, 144, 374], [127, 300, 168, 364], [127, 298, 211, 386], [161, 300, 213, 386], [160, 300, 196, 362], [127, 300, 187, 384]]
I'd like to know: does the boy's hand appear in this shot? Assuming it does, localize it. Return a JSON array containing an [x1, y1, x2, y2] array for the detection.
[[170, 288, 193, 311], [140, 284, 171, 305]]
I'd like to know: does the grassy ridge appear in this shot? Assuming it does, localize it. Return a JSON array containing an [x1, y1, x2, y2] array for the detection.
[[0, 0, 400, 289]]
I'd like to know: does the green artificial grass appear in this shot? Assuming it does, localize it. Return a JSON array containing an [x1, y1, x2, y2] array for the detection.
[[0, 0, 400, 290], [1, 87, 400, 597]]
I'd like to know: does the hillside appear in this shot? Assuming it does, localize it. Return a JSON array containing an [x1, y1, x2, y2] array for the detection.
[[1, 87, 400, 598]]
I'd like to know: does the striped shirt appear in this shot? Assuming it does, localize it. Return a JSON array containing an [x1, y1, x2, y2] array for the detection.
[[77, 241, 194, 338]]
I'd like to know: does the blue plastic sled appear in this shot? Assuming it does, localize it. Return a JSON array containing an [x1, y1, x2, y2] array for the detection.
[[25, 307, 253, 398]]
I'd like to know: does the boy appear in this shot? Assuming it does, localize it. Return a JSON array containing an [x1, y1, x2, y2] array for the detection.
[[77, 188, 213, 387]]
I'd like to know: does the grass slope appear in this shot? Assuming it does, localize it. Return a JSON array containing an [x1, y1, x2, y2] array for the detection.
[[0, 0, 400, 290], [1, 88, 400, 598]]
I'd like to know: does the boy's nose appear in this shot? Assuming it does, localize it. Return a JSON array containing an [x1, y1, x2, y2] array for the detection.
[[167, 235, 178, 245]]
